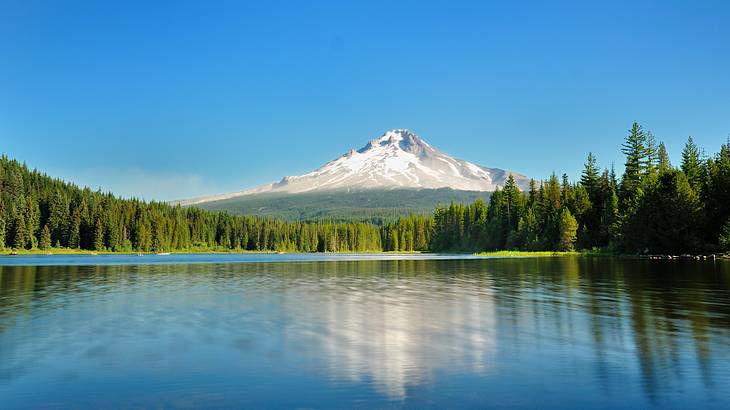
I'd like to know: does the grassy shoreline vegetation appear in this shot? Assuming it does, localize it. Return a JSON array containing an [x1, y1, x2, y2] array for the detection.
[[1, 122, 729, 257], [0, 247, 587, 258], [2, 248, 427, 256], [474, 250, 583, 257]]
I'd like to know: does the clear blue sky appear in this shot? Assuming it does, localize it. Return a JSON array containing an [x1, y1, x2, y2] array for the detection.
[[2, 0, 729, 200]]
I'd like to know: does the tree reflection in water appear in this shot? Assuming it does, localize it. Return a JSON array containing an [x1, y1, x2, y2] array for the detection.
[[0, 257, 728, 407]]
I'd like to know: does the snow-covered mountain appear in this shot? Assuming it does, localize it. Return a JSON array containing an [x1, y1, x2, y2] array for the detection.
[[179, 129, 530, 205]]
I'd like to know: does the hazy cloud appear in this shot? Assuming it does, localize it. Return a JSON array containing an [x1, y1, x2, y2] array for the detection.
[[53, 167, 229, 202]]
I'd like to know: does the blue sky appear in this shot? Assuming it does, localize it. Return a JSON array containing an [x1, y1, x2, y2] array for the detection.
[[1, 0, 729, 200]]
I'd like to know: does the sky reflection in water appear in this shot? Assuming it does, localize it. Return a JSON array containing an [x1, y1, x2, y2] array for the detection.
[[0, 255, 729, 408]]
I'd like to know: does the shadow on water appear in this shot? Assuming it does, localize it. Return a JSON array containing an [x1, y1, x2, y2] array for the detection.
[[0, 256, 729, 408]]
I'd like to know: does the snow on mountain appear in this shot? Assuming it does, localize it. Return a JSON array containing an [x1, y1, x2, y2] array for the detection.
[[178, 129, 530, 205]]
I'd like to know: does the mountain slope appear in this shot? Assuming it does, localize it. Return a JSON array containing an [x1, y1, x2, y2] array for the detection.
[[195, 188, 492, 223], [179, 129, 530, 206]]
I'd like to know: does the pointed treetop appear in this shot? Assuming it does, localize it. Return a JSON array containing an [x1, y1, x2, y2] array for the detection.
[[581, 152, 599, 189], [657, 142, 671, 173]]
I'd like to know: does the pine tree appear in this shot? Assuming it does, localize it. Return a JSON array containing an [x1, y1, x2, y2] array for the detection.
[[93, 216, 105, 251], [528, 179, 538, 207], [388, 224, 399, 251], [13, 210, 27, 250], [609, 163, 618, 190], [503, 174, 522, 229], [645, 131, 658, 177], [39, 224, 52, 250], [48, 190, 70, 247], [580, 153, 599, 191], [681, 136, 702, 191], [620, 122, 647, 203], [657, 142, 671, 174], [25, 195, 40, 248], [543, 173, 562, 211], [578, 153, 603, 248], [561, 173, 570, 203], [558, 208, 578, 251], [68, 208, 81, 248]]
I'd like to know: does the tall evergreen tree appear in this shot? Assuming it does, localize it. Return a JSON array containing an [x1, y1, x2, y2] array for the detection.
[[13, 209, 27, 250], [48, 190, 70, 247], [645, 131, 658, 177], [558, 208, 578, 251], [540, 174, 562, 249], [657, 142, 671, 173], [681, 136, 702, 191], [580, 153, 600, 190], [502, 174, 522, 230], [68, 208, 81, 249], [528, 179, 538, 207], [25, 195, 40, 248], [620, 121, 647, 203], [93, 216, 105, 251], [39, 224, 52, 250]]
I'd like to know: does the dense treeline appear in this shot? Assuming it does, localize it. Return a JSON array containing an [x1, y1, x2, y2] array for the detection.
[[0, 156, 383, 252], [380, 215, 432, 252], [431, 122, 730, 254]]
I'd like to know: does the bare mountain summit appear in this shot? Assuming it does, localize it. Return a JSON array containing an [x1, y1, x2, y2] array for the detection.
[[180, 129, 530, 206]]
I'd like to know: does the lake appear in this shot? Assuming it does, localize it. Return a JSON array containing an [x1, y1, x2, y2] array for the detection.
[[1, 254, 729, 409]]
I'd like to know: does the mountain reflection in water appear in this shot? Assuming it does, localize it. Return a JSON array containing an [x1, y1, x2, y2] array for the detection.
[[0, 256, 729, 409], [281, 273, 496, 398]]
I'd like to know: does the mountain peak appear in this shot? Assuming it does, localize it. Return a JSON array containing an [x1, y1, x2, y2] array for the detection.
[[360, 129, 431, 155], [379, 128, 417, 141], [178, 129, 531, 205]]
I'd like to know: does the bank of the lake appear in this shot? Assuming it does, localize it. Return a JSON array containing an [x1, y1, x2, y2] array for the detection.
[[474, 250, 583, 257], [2, 248, 427, 256], [8, 248, 730, 262], [474, 249, 730, 260]]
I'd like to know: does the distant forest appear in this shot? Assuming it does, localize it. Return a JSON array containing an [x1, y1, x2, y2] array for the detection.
[[0, 157, 385, 253], [195, 188, 491, 224], [1, 122, 729, 254]]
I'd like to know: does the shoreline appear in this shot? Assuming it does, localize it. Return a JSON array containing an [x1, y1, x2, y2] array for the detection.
[[473, 250, 585, 257], [473, 250, 730, 260], [3, 249, 729, 260], [1, 249, 426, 256]]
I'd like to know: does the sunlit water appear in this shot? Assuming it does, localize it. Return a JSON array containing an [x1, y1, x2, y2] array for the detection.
[[1, 254, 729, 409]]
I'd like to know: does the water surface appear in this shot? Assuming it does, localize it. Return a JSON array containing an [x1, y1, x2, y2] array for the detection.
[[1, 254, 729, 409]]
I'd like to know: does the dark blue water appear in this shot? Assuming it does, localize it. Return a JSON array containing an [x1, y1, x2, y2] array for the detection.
[[1, 254, 729, 409]]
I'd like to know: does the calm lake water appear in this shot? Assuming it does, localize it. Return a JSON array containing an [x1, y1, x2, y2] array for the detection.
[[1, 254, 729, 409]]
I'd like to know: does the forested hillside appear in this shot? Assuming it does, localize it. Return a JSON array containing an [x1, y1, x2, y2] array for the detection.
[[430, 123, 730, 254], [193, 188, 491, 223], [0, 156, 385, 252]]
